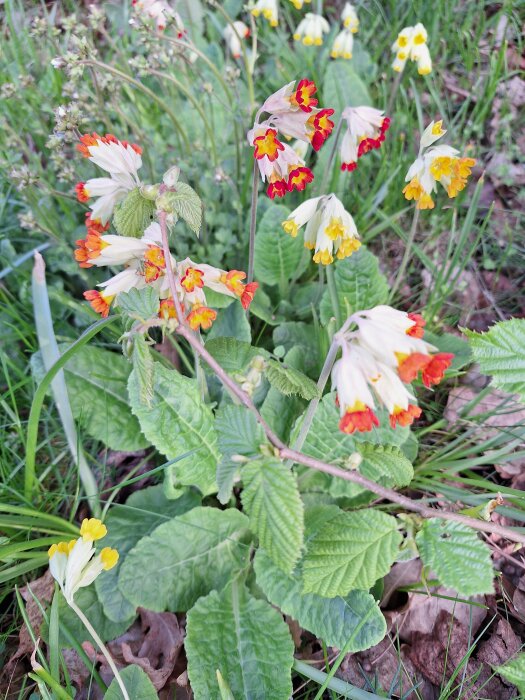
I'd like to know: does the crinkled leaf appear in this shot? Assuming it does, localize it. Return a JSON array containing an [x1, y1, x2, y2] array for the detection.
[[357, 444, 414, 489], [320, 247, 388, 325], [162, 181, 202, 234], [30, 344, 149, 452], [215, 404, 265, 504], [131, 335, 155, 407], [302, 509, 402, 597], [494, 654, 525, 694], [273, 321, 320, 373], [117, 287, 160, 320], [185, 579, 293, 700], [241, 458, 304, 574], [465, 319, 525, 402], [254, 204, 308, 286], [95, 486, 200, 622], [254, 549, 386, 651], [118, 507, 251, 612], [104, 664, 157, 700], [205, 337, 268, 374], [265, 359, 320, 400], [262, 346, 307, 442], [207, 301, 251, 342], [128, 363, 219, 497], [416, 519, 494, 596], [113, 188, 156, 238]]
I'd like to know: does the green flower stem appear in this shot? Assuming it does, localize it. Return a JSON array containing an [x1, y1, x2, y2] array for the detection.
[[293, 660, 381, 700], [389, 206, 420, 300], [318, 117, 344, 196], [247, 159, 259, 284], [386, 69, 403, 116], [326, 264, 342, 327], [81, 60, 190, 154], [69, 600, 129, 700], [24, 316, 116, 502]]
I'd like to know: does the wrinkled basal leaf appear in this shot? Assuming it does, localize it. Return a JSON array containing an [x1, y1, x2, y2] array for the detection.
[[241, 458, 304, 574], [254, 204, 308, 286], [320, 247, 388, 325], [302, 508, 402, 597], [118, 507, 251, 612], [254, 549, 386, 651], [494, 653, 525, 694], [128, 363, 219, 496], [207, 300, 251, 342], [95, 486, 200, 622], [416, 519, 494, 596], [185, 579, 294, 700], [57, 586, 133, 644]]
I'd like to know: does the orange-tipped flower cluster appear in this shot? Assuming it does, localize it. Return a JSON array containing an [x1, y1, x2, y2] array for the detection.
[[332, 306, 454, 434]]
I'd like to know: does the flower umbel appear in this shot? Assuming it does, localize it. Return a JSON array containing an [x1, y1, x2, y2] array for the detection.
[[282, 194, 361, 265], [391, 23, 432, 75], [251, 0, 279, 26], [403, 119, 476, 209], [331, 305, 454, 433], [293, 13, 330, 46], [48, 517, 118, 605], [340, 106, 390, 172]]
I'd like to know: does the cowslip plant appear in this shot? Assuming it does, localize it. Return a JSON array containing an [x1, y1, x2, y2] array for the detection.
[[16, 4, 523, 698]]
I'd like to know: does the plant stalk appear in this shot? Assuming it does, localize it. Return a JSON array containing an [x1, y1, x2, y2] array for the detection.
[[70, 601, 129, 700], [247, 159, 259, 284], [390, 206, 420, 299]]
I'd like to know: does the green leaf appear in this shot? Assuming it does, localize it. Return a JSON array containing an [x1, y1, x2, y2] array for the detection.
[[41, 345, 149, 452], [494, 654, 525, 694], [117, 287, 160, 320], [128, 363, 219, 496], [254, 204, 308, 286], [241, 458, 304, 574], [113, 188, 155, 238], [302, 509, 402, 597], [185, 579, 294, 700], [465, 319, 525, 401], [57, 586, 133, 644], [424, 331, 472, 371], [104, 664, 159, 700], [254, 549, 386, 651], [273, 322, 319, 373], [296, 392, 410, 503], [322, 61, 372, 113], [118, 507, 251, 612], [262, 346, 308, 442], [104, 665, 157, 700], [319, 247, 388, 325], [95, 486, 200, 622], [215, 404, 265, 504], [265, 359, 320, 400], [415, 519, 494, 596], [161, 181, 202, 235], [205, 337, 268, 374], [207, 301, 251, 342], [357, 444, 414, 489], [131, 335, 155, 407]]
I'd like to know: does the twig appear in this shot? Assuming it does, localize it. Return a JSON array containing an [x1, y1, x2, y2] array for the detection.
[[157, 213, 525, 546]]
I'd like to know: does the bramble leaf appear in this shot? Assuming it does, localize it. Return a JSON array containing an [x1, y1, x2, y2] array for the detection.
[[113, 188, 155, 238], [265, 359, 320, 400], [254, 549, 386, 651], [160, 181, 202, 235], [185, 579, 294, 700], [302, 508, 401, 597], [128, 363, 219, 496], [117, 287, 160, 320], [416, 519, 494, 596], [465, 319, 525, 402], [241, 458, 304, 574]]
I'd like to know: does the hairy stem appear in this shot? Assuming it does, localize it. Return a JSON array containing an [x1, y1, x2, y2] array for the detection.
[[158, 212, 525, 546], [318, 118, 343, 195], [247, 159, 259, 284], [386, 69, 403, 115]]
